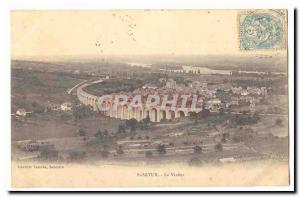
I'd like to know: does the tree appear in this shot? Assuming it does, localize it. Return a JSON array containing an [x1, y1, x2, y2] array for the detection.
[[232, 128, 256, 144], [233, 113, 259, 125], [219, 108, 225, 115], [125, 119, 138, 132], [145, 150, 153, 158], [189, 157, 202, 166], [78, 128, 86, 136], [130, 126, 136, 133], [193, 145, 202, 154], [100, 147, 109, 158], [94, 129, 103, 139], [39, 144, 58, 160], [221, 133, 229, 143], [157, 144, 166, 155], [214, 143, 223, 152], [73, 105, 94, 120], [31, 101, 44, 113], [68, 151, 86, 161], [116, 146, 124, 155], [141, 116, 151, 129], [275, 118, 283, 126], [189, 112, 199, 120], [252, 112, 260, 122], [118, 125, 126, 133], [103, 129, 109, 137], [193, 119, 198, 125], [169, 142, 174, 147], [60, 112, 71, 121], [200, 108, 210, 118], [144, 116, 150, 123]]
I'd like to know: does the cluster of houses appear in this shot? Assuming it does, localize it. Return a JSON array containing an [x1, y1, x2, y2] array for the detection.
[[162, 79, 269, 113], [231, 86, 268, 96], [15, 102, 73, 117], [44, 102, 73, 112], [119, 78, 269, 114]]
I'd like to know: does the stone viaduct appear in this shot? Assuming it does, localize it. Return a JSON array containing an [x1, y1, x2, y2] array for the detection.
[[77, 80, 201, 122]]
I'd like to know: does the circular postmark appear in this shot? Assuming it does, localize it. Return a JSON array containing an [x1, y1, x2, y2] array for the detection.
[[240, 13, 283, 50]]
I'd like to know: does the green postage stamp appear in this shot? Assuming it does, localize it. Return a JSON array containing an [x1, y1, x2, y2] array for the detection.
[[239, 10, 287, 50]]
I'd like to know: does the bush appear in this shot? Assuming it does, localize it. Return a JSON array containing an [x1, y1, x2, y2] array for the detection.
[[200, 109, 210, 118], [116, 146, 124, 155], [189, 157, 202, 166], [157, 144, 166, 155], [189, 112, 199, 120], [275, 118, 283, 126], [31, 101, 44, 113], [60, 112, 71, 121], [232, 128, 255, 143], [214, 143, 223, 152], [69, 151, 86, 160], [230, 113, 260, 126], [100, 149, 110, 158], [125, 119, 138, 131], [221, 133, 229, 143], [72, 105, 94, 120], [193, 146, 202, 154], [94, 129, 103, 139], [118, 125, 126, 133], [79, 128, 86, 136], [145, 151, 153, 158]]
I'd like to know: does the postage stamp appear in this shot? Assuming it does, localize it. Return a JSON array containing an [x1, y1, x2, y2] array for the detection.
[[239, 10, 287, 50]]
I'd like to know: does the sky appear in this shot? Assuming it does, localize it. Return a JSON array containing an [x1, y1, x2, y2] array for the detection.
[[11, 10, 287, 59]]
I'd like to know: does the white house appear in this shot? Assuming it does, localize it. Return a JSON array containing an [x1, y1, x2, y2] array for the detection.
[[165, 79, 177, 89], [241, 89, 249, 96], [16, 108, 27, 117], [61, 102, 72, 111], [142, 84, 157, 89], [205, 98, 222, 112]]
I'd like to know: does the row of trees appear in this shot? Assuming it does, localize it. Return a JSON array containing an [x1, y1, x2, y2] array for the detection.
[[117, 117, 151, 135], [73, 105, 95, 121], [230, 113, 260, 126], [189, 109, 211, 120], [110, 143, 223, 159], [62, 142, 224, 161]]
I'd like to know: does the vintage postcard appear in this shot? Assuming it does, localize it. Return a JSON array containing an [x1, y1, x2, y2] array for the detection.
[[11, 10, 292, 189]]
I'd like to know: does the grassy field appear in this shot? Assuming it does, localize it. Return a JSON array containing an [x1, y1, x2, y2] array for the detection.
[[84, 74, 165, 96], [11, 68, 90, 111], [11, 67, 94, 141]]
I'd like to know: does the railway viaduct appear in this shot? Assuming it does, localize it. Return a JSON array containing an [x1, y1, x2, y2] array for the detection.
[[77, 80, 201, 122]]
